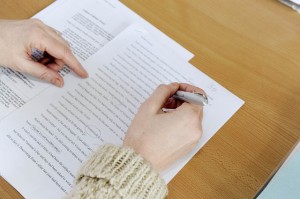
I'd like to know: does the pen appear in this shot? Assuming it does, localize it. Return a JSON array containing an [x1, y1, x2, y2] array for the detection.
[[173, 91, 208, 106]]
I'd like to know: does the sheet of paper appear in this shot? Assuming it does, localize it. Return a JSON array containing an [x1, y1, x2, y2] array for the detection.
[[0, 23, 244, 199], [35, 0, 193, 61], [291, 0, 300, 4], [257, 141, 300, 199], [0, 0, 193, 121]]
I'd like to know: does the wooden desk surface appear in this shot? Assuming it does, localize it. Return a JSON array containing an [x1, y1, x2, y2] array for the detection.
[[1, 0, 300, 198]]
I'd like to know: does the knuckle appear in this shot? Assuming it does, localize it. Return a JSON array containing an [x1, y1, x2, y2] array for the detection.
[[30, 22, 44, 33], [62, 38, 71, 48], [191, 127, 202, 142], [157, 84, 169, 92], [63, 45, 72, 55], [39, 71, 48, 81], [57, 44, 72, 61], [27, 20, 47, 40], [30, 28, 46, 41], [29, 18, 44, 27]]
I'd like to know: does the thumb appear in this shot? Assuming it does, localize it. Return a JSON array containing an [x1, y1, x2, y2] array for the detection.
[[145, 83, 179, 114]]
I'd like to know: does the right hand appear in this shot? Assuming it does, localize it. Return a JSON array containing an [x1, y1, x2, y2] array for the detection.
[[124, 83, 204, 172]]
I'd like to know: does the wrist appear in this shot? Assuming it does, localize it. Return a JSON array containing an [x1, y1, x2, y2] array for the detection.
[[76, 144, 168, 198]]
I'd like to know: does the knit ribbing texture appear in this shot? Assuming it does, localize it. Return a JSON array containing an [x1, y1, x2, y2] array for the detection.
[[65, 144, 168, 199]]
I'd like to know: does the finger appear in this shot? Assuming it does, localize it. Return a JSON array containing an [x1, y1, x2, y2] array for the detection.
[[163, 97, 183, 109], [176, 102, 203, 122], [47, 62, 64, 72], [36, 34, 88, 78], [51, 59, 65, 70], [39, 56, 65, 71], [20, 59, 64, 87], [163, 83, 207, 109], [179, 83, 206, 95], [39, 57, 51, 65], [145, 83, 179, 113]]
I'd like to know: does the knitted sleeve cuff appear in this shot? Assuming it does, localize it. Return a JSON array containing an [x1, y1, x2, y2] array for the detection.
[[75, 144, 168, 199]]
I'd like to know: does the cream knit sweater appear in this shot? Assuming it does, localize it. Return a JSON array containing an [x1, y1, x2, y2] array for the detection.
[[65, 145, 168, 199]]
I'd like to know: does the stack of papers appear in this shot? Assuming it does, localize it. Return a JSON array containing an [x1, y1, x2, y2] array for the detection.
[[0, 0, 244, 198]]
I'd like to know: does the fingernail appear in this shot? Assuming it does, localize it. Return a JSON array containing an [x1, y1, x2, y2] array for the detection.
[[76, 65, 88, 78], [170, 82, 179, 87], [169, 82, 176, 86], [82, 68, 89, 78], [52, 78, 63, 87]]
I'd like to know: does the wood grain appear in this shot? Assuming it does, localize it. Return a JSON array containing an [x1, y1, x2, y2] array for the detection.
[[1, 0, 300, 198]]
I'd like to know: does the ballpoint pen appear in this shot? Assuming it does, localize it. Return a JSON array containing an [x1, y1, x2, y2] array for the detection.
[[173, 91, 208, 106]]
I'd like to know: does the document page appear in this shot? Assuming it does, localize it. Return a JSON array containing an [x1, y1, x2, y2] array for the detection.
[[35, 0, 193, 61], [0, 24, 244, 199], [291, 0, 300, 4], [0, 0, 193, 121], [257, 141, 300, 199]]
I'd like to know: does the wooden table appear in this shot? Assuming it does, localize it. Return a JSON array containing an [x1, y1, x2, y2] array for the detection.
[[1, 0, 300, 198]]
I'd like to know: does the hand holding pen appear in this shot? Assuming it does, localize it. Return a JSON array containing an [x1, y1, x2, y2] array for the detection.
[[162, 83, 208, 113], [124, 82, 204, 171]]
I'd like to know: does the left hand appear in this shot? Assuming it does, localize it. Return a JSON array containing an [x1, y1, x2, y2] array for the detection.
[[0, 19, 88, 87]]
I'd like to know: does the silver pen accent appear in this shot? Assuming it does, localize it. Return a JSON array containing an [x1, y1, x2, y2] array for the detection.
[[173, 91, 208, 106]]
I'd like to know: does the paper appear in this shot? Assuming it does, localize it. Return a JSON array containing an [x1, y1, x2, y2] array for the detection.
[[0, 23, 244, 199], [35, 0, 193, 61], [291, 0, 300, 4], [0, 0, 193, 121], [257, 141, 300, 199]]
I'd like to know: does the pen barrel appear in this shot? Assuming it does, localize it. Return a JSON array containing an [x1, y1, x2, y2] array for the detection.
[[174, 91, 207, 106]]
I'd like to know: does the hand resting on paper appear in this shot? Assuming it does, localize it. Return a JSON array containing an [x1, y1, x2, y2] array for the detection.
[[124, 82, 204, 172], [0, 19, 88, 87]]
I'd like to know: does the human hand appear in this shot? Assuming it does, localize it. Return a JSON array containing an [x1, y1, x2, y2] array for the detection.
[[0, 19, 88, 87], [124, 83, 204, 172]]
